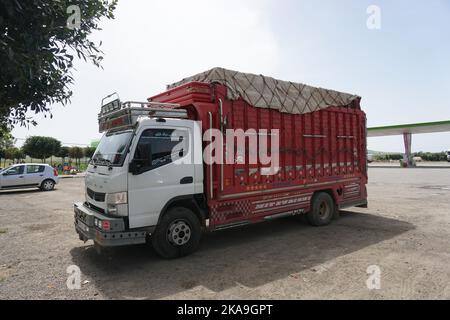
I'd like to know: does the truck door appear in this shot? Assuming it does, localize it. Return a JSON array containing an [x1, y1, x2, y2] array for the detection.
[[127, 125, 195, 229]]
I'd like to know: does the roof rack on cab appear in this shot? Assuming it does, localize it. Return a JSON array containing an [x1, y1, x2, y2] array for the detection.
[[98, 93, 187, 133]]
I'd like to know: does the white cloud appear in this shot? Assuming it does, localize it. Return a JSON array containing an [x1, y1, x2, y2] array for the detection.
[[13, 0, 280, 146]]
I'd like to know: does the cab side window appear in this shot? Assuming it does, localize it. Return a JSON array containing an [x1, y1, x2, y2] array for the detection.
[[134, 128, 189, 172]]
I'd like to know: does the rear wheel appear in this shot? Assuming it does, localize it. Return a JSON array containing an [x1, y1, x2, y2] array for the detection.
[[151, 207, 202, 259], [306, 192, 335, 226], [40, 179, 55, 191]]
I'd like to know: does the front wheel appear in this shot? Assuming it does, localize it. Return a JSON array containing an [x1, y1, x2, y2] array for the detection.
[[40, 179, 55, 191], [306, 192, 335, 227], [151, 207, 202, 259]]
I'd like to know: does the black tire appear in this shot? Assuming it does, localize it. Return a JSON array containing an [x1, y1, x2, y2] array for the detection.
[[151, 207, 202, 259], [306, 192, 335, 227], [40, 179, 55, 191]]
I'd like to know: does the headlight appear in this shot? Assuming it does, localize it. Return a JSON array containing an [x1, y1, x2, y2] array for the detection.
[[106, 192, 128, 205]]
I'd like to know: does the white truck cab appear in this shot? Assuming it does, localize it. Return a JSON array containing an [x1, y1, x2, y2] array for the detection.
[[74, 98, 205, 258]]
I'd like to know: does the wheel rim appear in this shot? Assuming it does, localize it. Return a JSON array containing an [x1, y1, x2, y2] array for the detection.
[[44, 181, 53, 190], [167, 220, 191, 246], [318, 201, 331, 220]]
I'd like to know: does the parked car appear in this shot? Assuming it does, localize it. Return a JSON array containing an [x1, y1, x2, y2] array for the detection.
[[0, 164, 59, 191], [447, 150, 450, 162]]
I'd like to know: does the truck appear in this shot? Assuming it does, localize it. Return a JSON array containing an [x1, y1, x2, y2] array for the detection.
[[74, 67, 368, 259]]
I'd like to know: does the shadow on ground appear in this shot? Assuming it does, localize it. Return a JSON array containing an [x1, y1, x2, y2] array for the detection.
[[70, 211, 414, 299]]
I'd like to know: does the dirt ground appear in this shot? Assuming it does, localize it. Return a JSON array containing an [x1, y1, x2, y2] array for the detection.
[[1, 168, 449, 300]]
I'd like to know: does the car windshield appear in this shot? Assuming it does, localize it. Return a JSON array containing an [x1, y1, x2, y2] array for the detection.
[[92, 130, 133, 166]]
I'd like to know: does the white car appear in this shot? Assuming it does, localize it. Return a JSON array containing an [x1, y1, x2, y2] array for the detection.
[[0, 164, 59, 191]]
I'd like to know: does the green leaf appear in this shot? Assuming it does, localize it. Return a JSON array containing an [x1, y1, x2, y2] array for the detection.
[[0, 0, 117, 128]]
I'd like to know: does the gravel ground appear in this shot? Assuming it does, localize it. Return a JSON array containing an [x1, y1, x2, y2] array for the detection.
[[0, 168, 449, 300]]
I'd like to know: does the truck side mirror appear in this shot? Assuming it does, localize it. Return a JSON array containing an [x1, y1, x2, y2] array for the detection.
[[129, 161, 138, 175], [141, 143, 152, 167], [129, 144, 152, 175]]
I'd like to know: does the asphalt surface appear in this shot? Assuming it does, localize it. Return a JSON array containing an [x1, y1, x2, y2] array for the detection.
[[0, 168, 449, 299]]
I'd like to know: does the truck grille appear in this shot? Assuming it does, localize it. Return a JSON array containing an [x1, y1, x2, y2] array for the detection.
[[85, 202, 106, 215], [87, 188, 106, 202]]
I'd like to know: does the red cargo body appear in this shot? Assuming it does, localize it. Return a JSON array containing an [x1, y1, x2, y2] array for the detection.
[[150, 82, 368, 230]]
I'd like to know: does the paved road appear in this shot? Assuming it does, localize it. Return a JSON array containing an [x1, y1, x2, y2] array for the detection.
[[369, 161, 450, 168], [1, 168, 450, 299]]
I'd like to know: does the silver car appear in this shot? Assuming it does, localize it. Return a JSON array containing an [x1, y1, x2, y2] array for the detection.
[[0, 164, 59, 191]]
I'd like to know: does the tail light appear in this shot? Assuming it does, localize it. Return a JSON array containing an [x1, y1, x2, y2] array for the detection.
[[53, 168, 58, 176]]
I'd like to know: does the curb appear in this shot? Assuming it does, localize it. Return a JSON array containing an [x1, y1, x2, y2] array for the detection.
[[59, 175, 86, 179], [369, 166, 450, 169]]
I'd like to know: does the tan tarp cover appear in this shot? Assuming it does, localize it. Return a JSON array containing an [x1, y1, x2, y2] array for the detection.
[[168, 67, 360, 115]]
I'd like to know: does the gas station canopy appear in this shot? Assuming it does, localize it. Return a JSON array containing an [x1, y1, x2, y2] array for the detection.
[[367, 120, 450, 167], [368, 120, 450, 137]]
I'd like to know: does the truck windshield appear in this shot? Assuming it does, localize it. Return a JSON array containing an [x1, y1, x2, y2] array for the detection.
[[92, 130, 133, 166]]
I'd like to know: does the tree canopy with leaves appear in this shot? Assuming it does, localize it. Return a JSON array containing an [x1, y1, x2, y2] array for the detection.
[[69, 146, 84, 165], [57, 146, 70, 163], [22, 136, 61, 162], [0, 127, 14, 150], [84, 146, 96, 159], [0, 0, 117, 127]]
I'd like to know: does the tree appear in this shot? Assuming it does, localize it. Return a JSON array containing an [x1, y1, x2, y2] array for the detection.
[[58, 146, 70, 164], [0, 0, 118, 127], [1, 126, 15, 167], [3, 147, 24, 165], [84, 146, 96, 159], [12, 148, 25, 163], [3, 148, 15, 166], [69, 146, 84, 166], [22, 136, 61, 163], [0, 127, 14, 150], [1, 148, 9, 167]]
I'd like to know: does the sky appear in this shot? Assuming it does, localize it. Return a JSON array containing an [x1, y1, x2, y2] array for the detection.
[[12, 0, 450, 152]]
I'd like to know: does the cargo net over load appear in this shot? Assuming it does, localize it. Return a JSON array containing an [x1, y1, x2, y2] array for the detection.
[[167, 67, 361, 115]]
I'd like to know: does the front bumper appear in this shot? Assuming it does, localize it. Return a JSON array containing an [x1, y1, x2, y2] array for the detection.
[[74, 202, 147, 247]]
